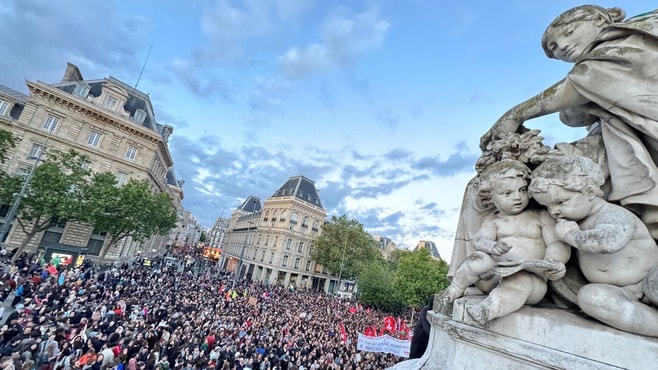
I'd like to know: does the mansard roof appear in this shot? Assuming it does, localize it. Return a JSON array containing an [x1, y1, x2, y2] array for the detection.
[[238, 196, 262, 213], [0, 84, 27, 120], [272, 175, 323, 208], [51, 63, 159, 133]]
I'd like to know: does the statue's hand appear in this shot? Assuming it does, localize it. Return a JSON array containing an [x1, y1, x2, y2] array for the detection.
[[555, 219, 580, 241], [480, 113, 523, 150], [491, 240, 512, 256], [542, 259, 566, 281]]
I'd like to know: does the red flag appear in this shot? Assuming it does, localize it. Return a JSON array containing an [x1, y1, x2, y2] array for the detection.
[[339, 323, 347, 342], [46, 265, 58, 276], [363, 326, 376, 337], [383, 316, 396, 334], [349, 306, 356, 314], [399, 320, 410, 340]]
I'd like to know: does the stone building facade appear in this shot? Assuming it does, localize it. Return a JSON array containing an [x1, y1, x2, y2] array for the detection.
[[219, 176, 339, 291], [0, 63, 183, 262]]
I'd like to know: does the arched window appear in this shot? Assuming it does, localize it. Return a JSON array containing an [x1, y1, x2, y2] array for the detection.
[[301, 216, 309, 228], [312, 220, 319, 231], [290, 212, 298, 224], [280, 211, 287, 222]]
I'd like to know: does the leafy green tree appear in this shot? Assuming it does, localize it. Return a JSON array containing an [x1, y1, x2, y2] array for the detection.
[[0, 129, 17, 163], [199, 230, 207, 243], [82, 172, 177, 261], [358, 259, 406, 313], [393, 248, 450, 310], [311, 215, 382, 284], [11, 150, 92, 259], [0, 129, 20, 206]]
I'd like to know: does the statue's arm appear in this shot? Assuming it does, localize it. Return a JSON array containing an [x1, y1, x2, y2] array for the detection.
[[540, 212, 571, 263], [481, 78, 590, 149], [559, 215, 634, 254], [473, 219, 510, 256]]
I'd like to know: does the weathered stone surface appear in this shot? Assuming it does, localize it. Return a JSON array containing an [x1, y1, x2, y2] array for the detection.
[[389, 296, 658, 370]]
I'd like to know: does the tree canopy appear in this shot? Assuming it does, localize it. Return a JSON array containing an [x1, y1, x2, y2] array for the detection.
[[9, 149, 93, 258], [311, 215, 382, 281], [393, 248, 450, 308], [82, 172, 177, 260], [0, 129, 17, 163]]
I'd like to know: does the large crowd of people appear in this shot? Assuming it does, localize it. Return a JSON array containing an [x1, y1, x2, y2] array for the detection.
[[0, 252, 408, 370]]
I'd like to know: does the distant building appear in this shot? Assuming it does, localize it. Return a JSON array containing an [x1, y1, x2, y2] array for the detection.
[[207, 216, 229, 249], [219, 175, 338, 291], [372, 235, 398, 259], [414, 240, 441, 260], [0, 63, 183, 262]]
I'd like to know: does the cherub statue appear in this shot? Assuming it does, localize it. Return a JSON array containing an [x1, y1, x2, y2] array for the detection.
[[530, 155, 658, 337], [439, 160, 570, 325]]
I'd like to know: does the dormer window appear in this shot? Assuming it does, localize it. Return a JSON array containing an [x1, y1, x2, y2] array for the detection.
[[103, 96, 117, 110], [73, 84, 90, 98], [133, 110, 146, 123], [0, 100, 8, 116]]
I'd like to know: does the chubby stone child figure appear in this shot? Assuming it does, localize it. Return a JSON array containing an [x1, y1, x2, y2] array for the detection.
[[439, 160, 570, 325], [530, 155, 658, 337]]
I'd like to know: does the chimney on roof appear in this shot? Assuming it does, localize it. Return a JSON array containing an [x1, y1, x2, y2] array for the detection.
[[61, 62, 84, 83]]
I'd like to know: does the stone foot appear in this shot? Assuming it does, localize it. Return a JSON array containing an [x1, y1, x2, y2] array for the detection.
[[436, 285, 463, 315], [465, 302, 490, 327]]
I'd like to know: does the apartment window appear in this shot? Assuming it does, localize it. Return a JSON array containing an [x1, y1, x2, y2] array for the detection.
[[41, 231, 62, 244], [309, 245, 315, 255], [280, 211, 287, 222], [27, 143, 44, 160], [282, 255, 288, 267], [301, 216, 308, 228], [73, 84, 89, 98], [290, 212, 298, 224], [294, 258, 300, 269], [87, 131, 102, 147], [305, 261, 311, 271], [116, 171, 129, 186], [0, 100, 8, 116], [103, 96, 117, 110], [312, 221, 319, 231], [125, 146, 137, 160], [286, 238, 292, 250], [133, 110, 146, 123], [86, 237, 105, 256], [297, 242, 304, 253], [43, 115, 59, 131]]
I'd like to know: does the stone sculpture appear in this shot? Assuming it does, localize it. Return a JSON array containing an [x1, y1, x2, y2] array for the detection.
[[438, 160, 568, 325], [389, 5, 658, 369], [444, 5, 658, 337]]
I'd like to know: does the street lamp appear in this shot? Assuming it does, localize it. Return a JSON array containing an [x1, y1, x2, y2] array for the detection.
[[0, 126, 55, 252], [232, 221, 254, 289]]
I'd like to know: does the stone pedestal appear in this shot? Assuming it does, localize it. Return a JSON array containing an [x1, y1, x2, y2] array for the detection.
[[389, 296, 658, 370]]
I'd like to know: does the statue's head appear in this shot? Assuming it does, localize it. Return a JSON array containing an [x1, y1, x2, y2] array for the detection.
[[478, 160, 531, 212], [529, 155, 604, 198], [541, 5, 625, 62]]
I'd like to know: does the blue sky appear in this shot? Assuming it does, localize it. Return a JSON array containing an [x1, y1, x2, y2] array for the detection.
[[0, 1, 649, 261]]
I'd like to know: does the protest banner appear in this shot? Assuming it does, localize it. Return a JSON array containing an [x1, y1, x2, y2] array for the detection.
[[356, 333, 411, 358]]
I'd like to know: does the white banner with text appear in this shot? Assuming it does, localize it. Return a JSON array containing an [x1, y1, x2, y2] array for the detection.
[[357, 333, 411, 358]]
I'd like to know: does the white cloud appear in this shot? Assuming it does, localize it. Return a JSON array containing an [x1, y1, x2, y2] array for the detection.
[[279, 9, 390, 79]]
